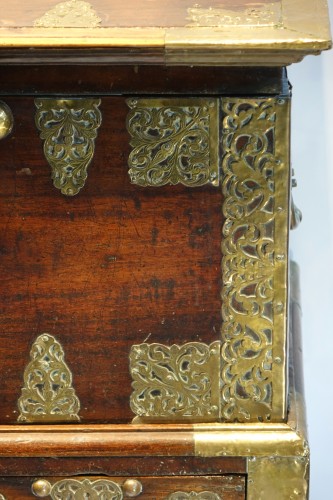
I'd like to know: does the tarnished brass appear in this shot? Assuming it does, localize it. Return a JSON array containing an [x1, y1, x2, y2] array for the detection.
[[34, 0, 102, 28], [130, 342, 220, 421], [247, 456, 309, 500], [187, 3, 282, 27], [31, 480, 52, 498], [166, 493, 221, 500], [126, 98, 219, 187], [220, 96, 290, 422], [31, 479, 123, 499], [18, 333, 80, 423], [0, 101, 14, 140], [123, 479, 143, 498], [35, 98, 102, 196]]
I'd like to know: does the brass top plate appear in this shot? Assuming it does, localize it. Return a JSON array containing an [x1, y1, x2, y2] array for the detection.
[[0, 0, 330, 66]]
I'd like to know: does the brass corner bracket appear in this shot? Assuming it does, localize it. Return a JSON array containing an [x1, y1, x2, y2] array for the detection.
[[130, 341, 221, 422], [126, 98, 219, 187]]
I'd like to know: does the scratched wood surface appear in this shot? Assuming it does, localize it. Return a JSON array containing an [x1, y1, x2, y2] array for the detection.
[[0, 96, 222, 424]]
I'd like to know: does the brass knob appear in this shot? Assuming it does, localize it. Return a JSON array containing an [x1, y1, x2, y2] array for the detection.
[[123, 479, 143, 497], [0, 101, 14, 140], [31, 479, 52, 497]]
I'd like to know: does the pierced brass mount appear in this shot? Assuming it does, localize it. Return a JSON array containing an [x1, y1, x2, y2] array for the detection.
[[126, 98, 219, 187], [18, 333, 80, 423], [35, 98, 102, 196]]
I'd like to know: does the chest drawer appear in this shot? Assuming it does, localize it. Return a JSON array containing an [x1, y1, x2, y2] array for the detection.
[[0, 475, 246, 500]]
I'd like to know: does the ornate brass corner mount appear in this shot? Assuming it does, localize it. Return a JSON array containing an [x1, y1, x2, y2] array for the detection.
[[129, 341, 221, 422], [0, 101, 14, 140], [166, 493, 221, 500], [35, 98, 102, 196], [126, 98, 219, 188], [34, 0, 102, 28], [31, 479, 123, 499], [220, 96, 290, 423], [18, 333, 80, 423]]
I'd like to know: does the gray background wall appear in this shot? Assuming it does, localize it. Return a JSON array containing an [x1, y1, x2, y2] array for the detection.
[[288, 1, 332, 497]]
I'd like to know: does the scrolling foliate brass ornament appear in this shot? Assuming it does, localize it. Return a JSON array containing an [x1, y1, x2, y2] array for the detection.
[[35, 98, 102, 196], [36, 479, 123, 500], [130, 341, 220, 421], [18, 334, 80, 423], [166, 493, 221, 500], [34, 0, 102, 28], [126, 98, 219, 187], [221, 97, 290, 423]]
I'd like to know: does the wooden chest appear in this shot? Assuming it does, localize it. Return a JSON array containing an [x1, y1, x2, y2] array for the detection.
[[0, 1, 331, 498]]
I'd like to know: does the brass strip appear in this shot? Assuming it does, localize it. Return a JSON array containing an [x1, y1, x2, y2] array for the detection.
[[220, 96, 290, 423], [18, 333, 80, 423], [247, 455, 309, 500], [130, 341, 221, 422], [126, 98, 219, 187], [35, 98, 102, 196], [194, 390, 307, 457]]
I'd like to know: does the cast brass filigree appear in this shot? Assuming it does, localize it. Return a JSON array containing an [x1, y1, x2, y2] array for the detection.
[[187, 3, 282, 27], [166, 493, 221, 500], [126, 98, 219, 187], [130, 342, 220, 421], [18, 333, 80, 423], [34, 0, 102, 28], [31, 479, 123, 499], [35, 98, 102, 196], [221, 97, 290, 422]]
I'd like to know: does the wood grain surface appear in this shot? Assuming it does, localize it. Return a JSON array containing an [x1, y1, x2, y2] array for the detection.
[[0, 96, 222, 424]]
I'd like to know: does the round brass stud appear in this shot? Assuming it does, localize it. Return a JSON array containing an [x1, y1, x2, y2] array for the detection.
[[0, 101, 14, 140], [31, 479, 52, 498], [123, 478, 143, 497]]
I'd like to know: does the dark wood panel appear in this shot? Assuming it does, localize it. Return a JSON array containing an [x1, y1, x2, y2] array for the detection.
[[0, 66, 286, 95], [0, 456, 246, 476], [0, 96, 222, 424], [0, 475, 246, 499]]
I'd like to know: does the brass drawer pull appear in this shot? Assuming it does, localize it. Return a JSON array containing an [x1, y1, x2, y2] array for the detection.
[[31, 478, 143, 498], [0, 101, 14, 140], [123, 479, 143, 497]]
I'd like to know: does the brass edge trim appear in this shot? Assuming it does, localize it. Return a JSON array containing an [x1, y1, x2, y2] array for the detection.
[[194, 389, 307, 457], [247, 455, 309, 499], [272, 97, 290, 420], [220, 96, 290, 422]]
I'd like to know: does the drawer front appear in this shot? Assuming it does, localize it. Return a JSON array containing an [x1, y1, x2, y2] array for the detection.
[[0, 476, 246, 500]]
